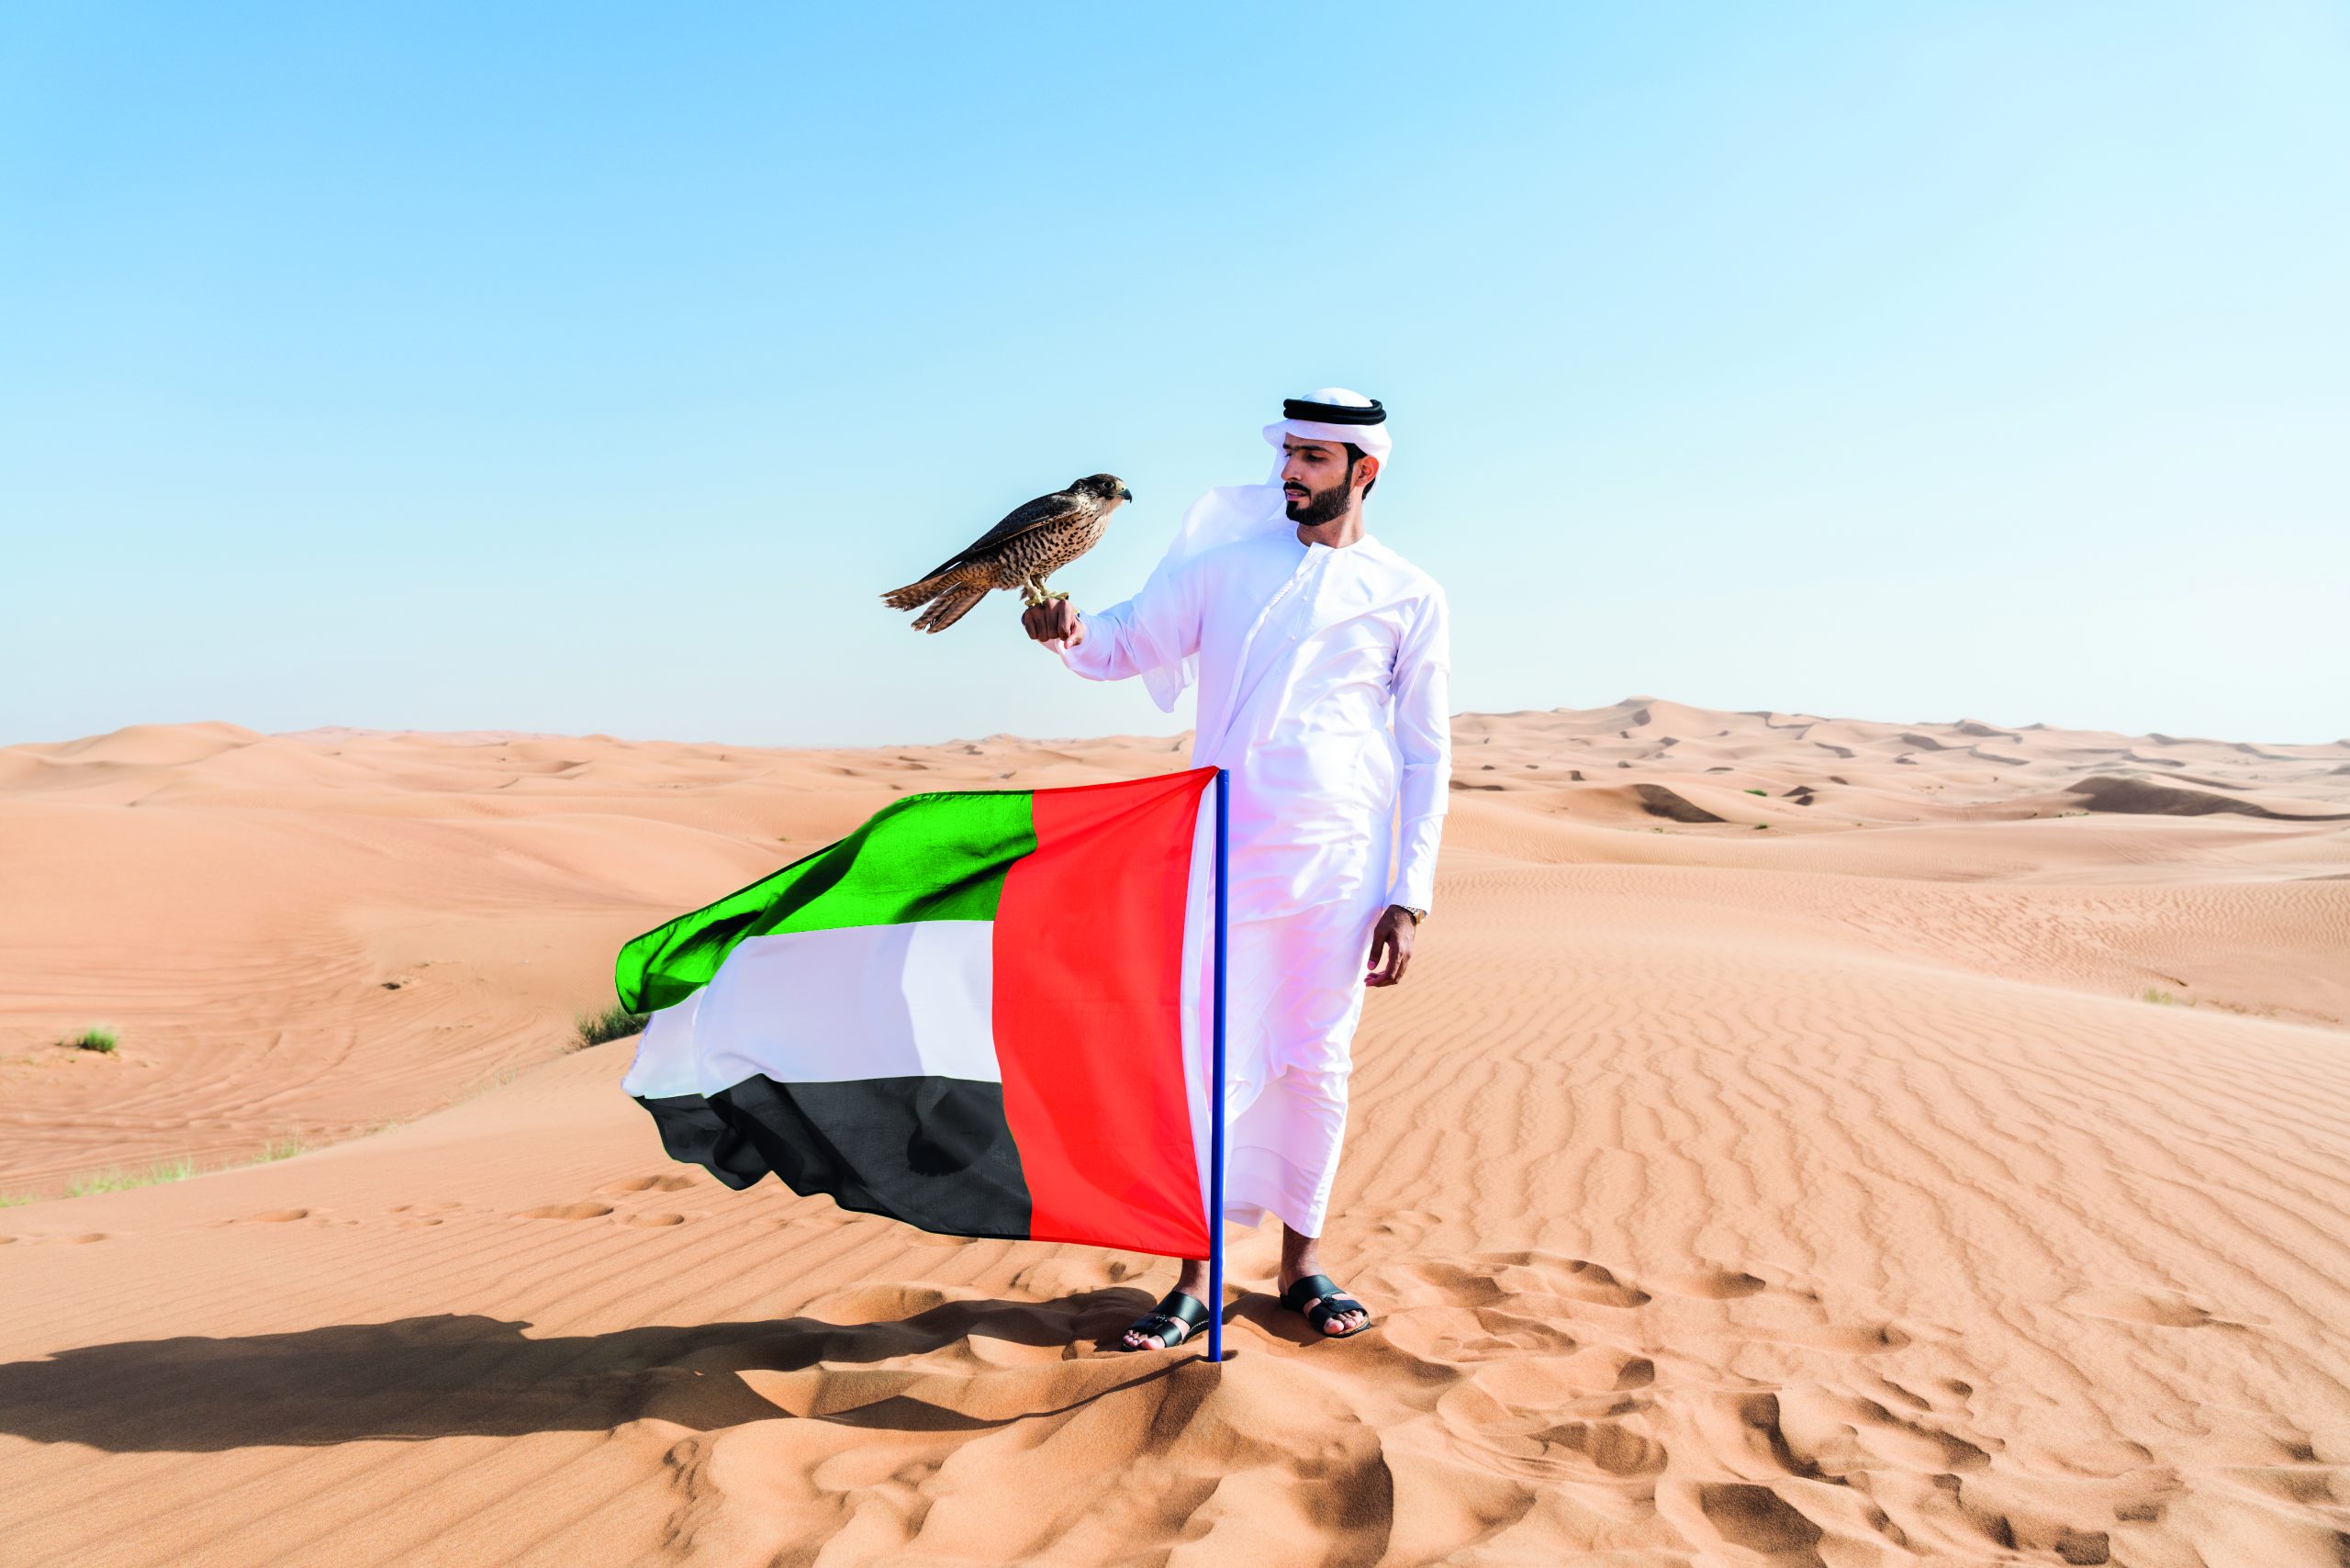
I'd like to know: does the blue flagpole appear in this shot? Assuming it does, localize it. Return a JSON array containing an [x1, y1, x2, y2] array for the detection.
[[1207, 766, 1229, 1361]]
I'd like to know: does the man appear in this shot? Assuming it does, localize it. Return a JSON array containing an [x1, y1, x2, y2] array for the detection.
[[1021, 388, 1451, 1350]]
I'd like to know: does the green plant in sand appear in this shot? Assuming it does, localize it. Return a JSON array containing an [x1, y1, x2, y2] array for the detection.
[[64, 1157, 196, 1197], [574, 1003, 651, 1049]]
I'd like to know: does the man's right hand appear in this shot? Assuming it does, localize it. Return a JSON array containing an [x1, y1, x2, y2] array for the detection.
[[1021, 599, 1083, 647]]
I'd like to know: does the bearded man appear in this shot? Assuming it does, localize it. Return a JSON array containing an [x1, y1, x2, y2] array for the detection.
[[1021, 388, 1451, 1350]]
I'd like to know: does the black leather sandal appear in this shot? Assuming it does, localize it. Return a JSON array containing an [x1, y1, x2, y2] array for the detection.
[[1279, 1272, 1373, 1337], [1116, 1289, 1211, 1351]]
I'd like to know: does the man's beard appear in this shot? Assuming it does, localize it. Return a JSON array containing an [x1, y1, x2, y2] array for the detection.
[[1283, 465, 1357, 527]]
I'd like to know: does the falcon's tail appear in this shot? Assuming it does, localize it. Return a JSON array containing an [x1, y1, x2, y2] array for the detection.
[[880, 569, 991, 633]]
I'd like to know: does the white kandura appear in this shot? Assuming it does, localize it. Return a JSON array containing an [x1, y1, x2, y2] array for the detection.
[[1053, 514, 1450, 1236]]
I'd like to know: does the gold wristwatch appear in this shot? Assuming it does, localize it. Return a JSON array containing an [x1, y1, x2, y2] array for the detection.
[[1400, 905, 1427, 924]]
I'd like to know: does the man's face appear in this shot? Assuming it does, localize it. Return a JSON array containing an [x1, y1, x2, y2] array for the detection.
[[1281, 437, 1366, 526]]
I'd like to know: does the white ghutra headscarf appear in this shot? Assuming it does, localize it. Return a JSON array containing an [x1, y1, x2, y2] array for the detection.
[[1138, 388, 1393, 711]]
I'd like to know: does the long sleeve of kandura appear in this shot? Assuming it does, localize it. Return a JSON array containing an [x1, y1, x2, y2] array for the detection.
[[1057, 556, 1200, 683], [1386, 588, 1453, 913], [1056, 601, 1137, 680]]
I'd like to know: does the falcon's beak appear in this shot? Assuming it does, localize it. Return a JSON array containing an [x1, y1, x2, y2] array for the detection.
[[1119, 488, 1135, 502]]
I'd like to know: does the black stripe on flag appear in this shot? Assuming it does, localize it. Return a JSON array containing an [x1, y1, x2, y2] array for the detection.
[[634, 1075, 1034, 1239]]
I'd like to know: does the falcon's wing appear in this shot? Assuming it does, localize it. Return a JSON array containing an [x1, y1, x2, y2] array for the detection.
[[915, 488, 1081, 580]]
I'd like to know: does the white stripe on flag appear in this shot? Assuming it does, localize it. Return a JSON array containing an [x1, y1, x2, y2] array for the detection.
[[621, 919, 999, 1101]]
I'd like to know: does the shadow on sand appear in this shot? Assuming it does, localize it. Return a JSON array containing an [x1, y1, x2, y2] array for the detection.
[[0, 1286, 1201, 1452]]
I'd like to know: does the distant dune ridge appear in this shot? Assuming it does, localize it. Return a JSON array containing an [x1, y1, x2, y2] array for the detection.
[[3, 698, 2348, 1566]]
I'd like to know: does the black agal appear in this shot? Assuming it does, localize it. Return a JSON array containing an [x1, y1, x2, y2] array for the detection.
[[1281, 397, 1386, 426]]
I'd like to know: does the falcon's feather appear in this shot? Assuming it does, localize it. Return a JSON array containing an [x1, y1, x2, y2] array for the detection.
[[913, 491, 1081, 582], [909, 580, 990, 633]]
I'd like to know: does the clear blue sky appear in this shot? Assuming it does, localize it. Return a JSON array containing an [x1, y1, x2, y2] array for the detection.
[[5, 3, 2344, 747]]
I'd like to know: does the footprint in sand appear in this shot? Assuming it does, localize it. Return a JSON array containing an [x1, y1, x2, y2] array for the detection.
[[517, 1202, 613, 1220], [596, 1174, 698, 1195], [1469, 1348, 1655, 1408], [1425, 1250, 1654, 1309], [807, 1282, 953, 1323], [1427, 1338, 1674, 1477], [1654, 1267, 1771, 1300], [1377, 1253, 1676, 1460], [1767, 1320, 1914, 1355], [1438, 1394, 1671, 1482], [1009, 1257, 1129, 1299], [241, 1209, 309, 1223], [1545, 1259, 1652, 1309], [1886, 1374, 1990, 1427], [1361, 1207, 1445, 1249], [1642, 1264, 1910, 1357], [1373, 1250, 1670, 1369], [2062, 1288, 2235, 1329], [622, 1212, 688, 1227], [1804, 1389, 1994, 1472], [1693, 1482, 1824, 1560], [2029, 1438, 2154, 1478]]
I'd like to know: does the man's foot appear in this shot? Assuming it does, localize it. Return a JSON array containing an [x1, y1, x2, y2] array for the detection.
[[1116, 1289, 1210, 1351], [1119, 1260, 1212, 1350], [1278, 1272, 1372, 1338]]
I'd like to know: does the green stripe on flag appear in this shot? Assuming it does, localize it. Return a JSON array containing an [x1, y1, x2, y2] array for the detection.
[[616, 789, 1036, 1014]]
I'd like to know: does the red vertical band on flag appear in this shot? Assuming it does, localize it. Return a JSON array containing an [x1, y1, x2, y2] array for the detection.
[[993, 767, 1214, 1257]]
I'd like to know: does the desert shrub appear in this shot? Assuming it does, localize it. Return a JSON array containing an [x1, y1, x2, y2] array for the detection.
[[575, 1004, 650, 1049], [63, 1157, 196, 1196]]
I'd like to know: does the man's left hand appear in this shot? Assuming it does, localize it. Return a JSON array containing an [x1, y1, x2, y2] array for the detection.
[[1365, 905, 1417, 988]]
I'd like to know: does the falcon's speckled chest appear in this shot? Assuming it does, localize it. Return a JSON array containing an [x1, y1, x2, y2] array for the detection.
[[985, 510, 1111, 586]]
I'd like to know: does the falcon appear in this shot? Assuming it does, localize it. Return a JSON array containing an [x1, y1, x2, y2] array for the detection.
[[881, 474, 1132, 633]]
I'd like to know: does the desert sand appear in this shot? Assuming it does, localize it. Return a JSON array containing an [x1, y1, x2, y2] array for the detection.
[[3, 699, 2348, 1566]]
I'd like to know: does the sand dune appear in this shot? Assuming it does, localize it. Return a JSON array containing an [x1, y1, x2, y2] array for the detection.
[[3, 699, 2348, 1565]]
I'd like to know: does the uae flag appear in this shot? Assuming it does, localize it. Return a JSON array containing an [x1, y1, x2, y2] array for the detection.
[[616, 767, 1224, 1259]]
